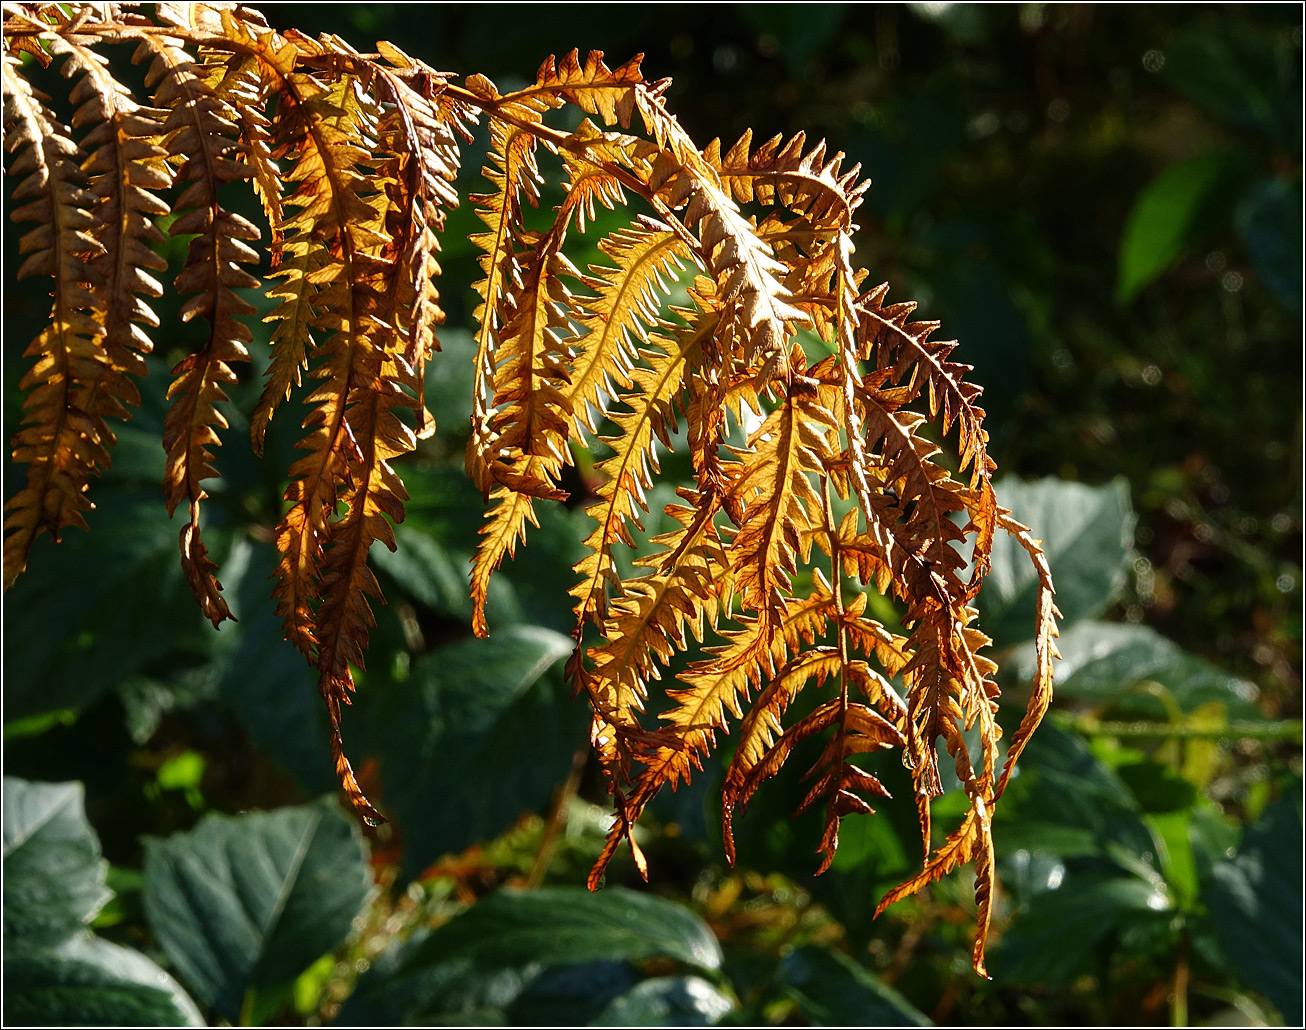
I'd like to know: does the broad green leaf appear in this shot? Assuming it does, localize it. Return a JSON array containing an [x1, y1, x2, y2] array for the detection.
[[337, 890, 722, 1026], [143, 799, 372, 1021], [1202, 793, 1304, 1024], [3, 778, 111, 947], [993, 726, 1157, 870], [1115, 150, 1248, 303], [405, 887, 723, 972], [979, 477, 1133, 649], [4, 934, 203, 1027], [210, 541, 335, 795], [773, 946, 930, 1027], [1009, 620, 1261, 719], [2, 492, 214, 723], [372, 523, 474, 620], [990, 874, 1171, 988], [509, 961, 642, 1026], [357, 625, 582, 874], [333, 950, 544, 1026], [591, 975, 734, 1026]]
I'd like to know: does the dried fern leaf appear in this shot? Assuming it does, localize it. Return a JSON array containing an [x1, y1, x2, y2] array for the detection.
[[2, 51, 113, 587]]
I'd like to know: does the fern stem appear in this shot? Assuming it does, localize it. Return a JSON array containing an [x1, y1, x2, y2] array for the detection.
[[526, 746, 588, 889]]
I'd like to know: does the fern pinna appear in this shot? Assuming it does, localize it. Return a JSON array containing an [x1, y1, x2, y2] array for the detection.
[[3, 3, 1058, 972]]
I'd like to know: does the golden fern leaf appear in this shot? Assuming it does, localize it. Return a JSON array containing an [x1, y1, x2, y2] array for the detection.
[[562, 222, 693, 439], [145, 37, 262, 626], [268, 72, 389, 657], [726, 387, 839, 621], [581, 487, 730, 798], [466, 107, 547, 497], [1, 12, 1061, 976], [2, 51, 113, 587], [570, 291, 718, 630]]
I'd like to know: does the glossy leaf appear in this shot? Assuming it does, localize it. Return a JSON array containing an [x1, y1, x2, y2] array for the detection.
[[4, 934, 204, 1028], [773, 946, 930, 1026], [1009, 620, 1261, 719], [591, 975, 734, 1026], [142, 799, 372, 1021], [3, 778, 111, 947], [980, 477, 1131, 647], [403, 887, 723, 972], [358, 624, 580, 873], [1202, 793, 1304, 1025]]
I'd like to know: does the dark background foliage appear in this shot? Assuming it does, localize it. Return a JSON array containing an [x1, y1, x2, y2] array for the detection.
[[4, 4, 1301, 1027]]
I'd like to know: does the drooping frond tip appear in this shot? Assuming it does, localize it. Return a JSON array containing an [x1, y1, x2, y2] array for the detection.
[[3, 6, 1056, 975]]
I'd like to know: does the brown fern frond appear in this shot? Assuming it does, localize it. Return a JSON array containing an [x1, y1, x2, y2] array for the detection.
[[2, 51, 113, 587], [569, 289, 718, 631], [2, 10, 1059, 976], [146, 37, 261, 626]]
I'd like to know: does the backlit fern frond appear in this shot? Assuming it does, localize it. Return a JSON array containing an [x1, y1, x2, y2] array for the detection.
[[3, 7, 1059, 974]]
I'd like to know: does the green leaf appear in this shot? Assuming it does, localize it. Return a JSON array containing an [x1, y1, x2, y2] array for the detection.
[[3, 778, 112, 947], [591, 975, 735, 1026], [990, 873, 1172, 988], [1237, 174, 1303, 314], [143, 799, 373, 1021], [507, 961, 640, 1026], [1009, 620, 1262, 719], [372, 523, 474, 620], [979, 477, 1134, 648], [2, 493, 214, 724], [4, 934, 204, 1028], [405, 887, 723, 972], [993, 726, 1158, 870], [773, 946, 930, 1027], [1161, 21, 1302, 145], [1115, 150, 1249, 303], [338, 890, 722, 1025], [1202, 792, 1304, 1024], [357, 625, 582, 874]]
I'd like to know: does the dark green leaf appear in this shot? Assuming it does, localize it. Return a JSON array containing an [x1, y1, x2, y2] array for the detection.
[[1115, 150, 1249, 303], [993, 726, 1158, 871], [4, 935, 203, 1028], [510, 960, 640, 1025], [338, 890, 722, 1026], [1237, 175, 1303, 314], [773, 946, 930, 1027], [404, 887, 723, 973], [3, 778, 111, 947], [990, 874, 1172, 988], [1010, 620, 1262, 719], [979, 478, 1134, 648], [372, 524, 474, 620], [358, 625, 581, 874], [1162, 21, 1301, 145], [143, 799, 372, 1021], [1202, 792, 1303, 1024], [2, 493, 214, 723], [591, 975, 734, 1027]]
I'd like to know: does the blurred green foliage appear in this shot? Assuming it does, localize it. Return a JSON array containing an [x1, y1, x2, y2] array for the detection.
[[3, 3, 1301, 1027]]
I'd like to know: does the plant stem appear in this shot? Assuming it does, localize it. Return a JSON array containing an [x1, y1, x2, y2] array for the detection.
[[1052, 713, 1303, 742]]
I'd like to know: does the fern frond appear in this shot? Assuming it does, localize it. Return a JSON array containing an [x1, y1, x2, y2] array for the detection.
[[2, 51, 112, 586], [1, 12, 1060, 975], [145, 37, 261, 625], [570, 291, 717, 629], [466, 101, 547, 496]]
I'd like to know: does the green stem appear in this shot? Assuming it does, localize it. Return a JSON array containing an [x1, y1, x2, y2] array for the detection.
[[1051, 713, 1303, 742]]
